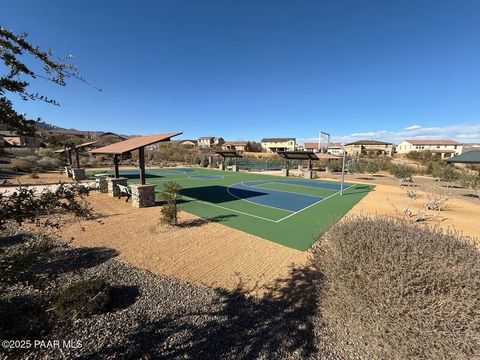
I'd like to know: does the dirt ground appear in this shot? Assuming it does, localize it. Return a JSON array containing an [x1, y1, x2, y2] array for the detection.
[[9, 166, 480, 298], [60, 192, 310, 298], [346, 184, 480, 241]]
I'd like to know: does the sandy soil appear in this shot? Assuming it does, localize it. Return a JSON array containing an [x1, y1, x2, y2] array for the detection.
[[60, 192, 310, 298], [16, 166, 480, 298], [347, 184, 480, 241], [2, 171, 78, 186]]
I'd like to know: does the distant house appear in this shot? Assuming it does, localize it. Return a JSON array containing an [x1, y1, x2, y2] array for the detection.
[[303, 142, 344, 156], [396, 140, 463, 159], [261, 138, 296, 153], [345, 140, 394, 157], [303, 142, 320, 152], [197, 137, 224, 148], [222, 141, 251, 152], [0, 130, 40, 148]]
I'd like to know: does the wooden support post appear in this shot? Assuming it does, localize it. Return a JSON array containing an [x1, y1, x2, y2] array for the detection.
[[139, 147, 146, 185], [114, 154, 120, 178], [75, 149, 80, 168], [67, 149, 73, 166], [308, 158, 312, 170]]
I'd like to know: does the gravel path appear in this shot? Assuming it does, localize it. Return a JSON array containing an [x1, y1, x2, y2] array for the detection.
[[1, 228, 338, 360]]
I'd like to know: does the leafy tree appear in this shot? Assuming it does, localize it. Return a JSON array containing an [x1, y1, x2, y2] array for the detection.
[[160, 181, 182, 226], [0, 26, 97, 134]]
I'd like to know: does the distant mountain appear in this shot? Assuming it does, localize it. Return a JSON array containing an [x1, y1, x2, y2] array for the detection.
[[35, 121, 132, 138]]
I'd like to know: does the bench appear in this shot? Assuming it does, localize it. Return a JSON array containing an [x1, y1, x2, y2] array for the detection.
[[117, 184, 132, 202]]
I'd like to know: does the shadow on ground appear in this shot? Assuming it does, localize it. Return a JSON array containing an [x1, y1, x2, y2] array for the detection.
[[87, 263, 326, 359], [180, 185, 268, 204], [176, 214, 238, 228]]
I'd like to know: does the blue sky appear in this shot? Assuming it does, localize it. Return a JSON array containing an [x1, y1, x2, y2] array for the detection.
[[3, 0, 480, 143]]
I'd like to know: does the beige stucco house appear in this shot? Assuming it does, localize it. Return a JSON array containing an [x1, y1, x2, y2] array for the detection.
[[344, 140, 394, 156], [198, 137, 224, 148], [304, 142, 344, 155], [396, 140, 463, 158], [222, 141, 251, 152], [261, 138, 296, 153]]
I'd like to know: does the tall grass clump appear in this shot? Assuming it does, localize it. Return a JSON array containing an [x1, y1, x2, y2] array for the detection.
[[313, 216, 480, 359]]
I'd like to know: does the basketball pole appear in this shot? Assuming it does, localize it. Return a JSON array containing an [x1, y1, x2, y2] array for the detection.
[[340, 143, 346, 195]]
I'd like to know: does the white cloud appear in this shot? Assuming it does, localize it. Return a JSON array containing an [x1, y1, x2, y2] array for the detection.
[[301, 124, 480, 145], [405, 125, 422, 130]]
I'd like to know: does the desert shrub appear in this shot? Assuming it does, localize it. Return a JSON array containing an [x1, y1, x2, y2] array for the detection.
[[36, 156, 63, 169], [389, 164, 414, 182], [459, 172, 480, 199], [0, 295, 51, 340], [36, 148, 54, 157], [326, 160, 342, 172], [20, 155, 39, 163], [364, 159, 381, 174], [160, 181, 182, 226], [314, 216, 480, 359], [29, 171, 39, 179], [430, 163, 460, 183], [0, 184, 93, 230], [96, 155, 107, 164], [80, 158, 89, 167], [0, 237, 54, 285], [406, 150, 441, 163], [10, 159, 36, 172], [347, 159, 383, 175], [405, 150, 422, 160], [346, 159, 365, 174], [53, 278, 111, 319]]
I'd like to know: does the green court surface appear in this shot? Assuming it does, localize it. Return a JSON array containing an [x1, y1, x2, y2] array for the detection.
[[102, 168, 373, 251]]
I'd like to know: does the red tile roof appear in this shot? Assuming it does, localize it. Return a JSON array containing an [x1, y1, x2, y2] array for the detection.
[[404, 139, 461, 145]]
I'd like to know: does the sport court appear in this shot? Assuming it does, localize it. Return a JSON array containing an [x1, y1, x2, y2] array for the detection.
[[99, 168, 373, 251]]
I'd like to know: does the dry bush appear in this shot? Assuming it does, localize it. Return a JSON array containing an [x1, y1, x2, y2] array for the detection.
[[36, 156, 63, 169], [423, 183, 450, 212], [393, 182, 450, 222], [10, 159, 36, 171], [313, 216, 480, 360]]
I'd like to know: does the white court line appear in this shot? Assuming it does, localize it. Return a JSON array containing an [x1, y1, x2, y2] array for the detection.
[[180, 195, 280, 223], [188, 175, 225, 180], [275, 184, 356, 223], [226, 183, 295, 213], [246, 181, 327, 199]]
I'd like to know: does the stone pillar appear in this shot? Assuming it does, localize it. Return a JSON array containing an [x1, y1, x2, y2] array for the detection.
[[208, 156, 213, 168], [107, 177, 128, 197], [231, 165, 238, 172], [130, 184, 156, 208], [282, 169, 289, 177], [219, 163, 226, 171], [65, 166, 72, 177], [304, 170, 314, 179], [71, 168, 86, 181], [96, 177, 108, 193]]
